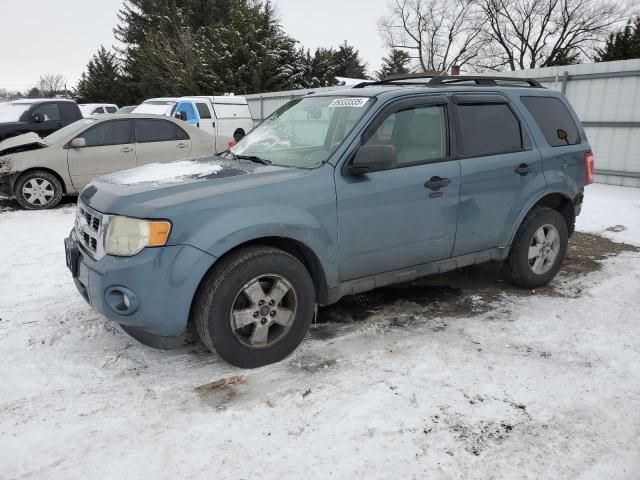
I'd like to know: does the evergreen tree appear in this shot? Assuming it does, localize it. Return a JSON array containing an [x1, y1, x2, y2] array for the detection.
[[376, 49, 411, 80], [75, 47, 127, 104], [595, 17, 640, 62], [333, 43, 368, 79], [301, 48, 340, 88]]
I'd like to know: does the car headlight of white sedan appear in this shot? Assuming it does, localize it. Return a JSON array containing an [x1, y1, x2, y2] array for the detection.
[[104, 216, 172, 256]]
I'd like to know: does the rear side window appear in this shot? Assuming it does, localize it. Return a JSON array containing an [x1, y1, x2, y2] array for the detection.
[[32, 103, 61, 121], [195, 103, 212, 119], [135, 119, 182, 143], [105, 106, 117, 114], [521, 96, 580, 146], [457, 104, 522, 157], [213, 103, 250, 118], [81, 120, 131, 147]]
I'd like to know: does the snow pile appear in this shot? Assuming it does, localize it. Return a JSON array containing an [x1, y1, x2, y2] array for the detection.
[[103, 160, 224, 185]]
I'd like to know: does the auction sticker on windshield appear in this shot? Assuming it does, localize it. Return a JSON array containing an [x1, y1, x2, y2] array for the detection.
[[328, 98, 369, 108]]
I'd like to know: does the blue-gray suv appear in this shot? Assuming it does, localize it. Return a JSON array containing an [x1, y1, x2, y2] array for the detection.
[[65, 75, 594, 368]]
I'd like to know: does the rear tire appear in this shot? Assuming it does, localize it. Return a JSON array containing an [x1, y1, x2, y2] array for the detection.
[[504, 207, 568, 288], [14, 170, 63, 210], [233, 128, 246, 143], [194, 246, 316, 368]]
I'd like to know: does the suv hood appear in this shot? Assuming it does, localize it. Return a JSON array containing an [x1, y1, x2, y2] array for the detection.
[[80, 156, 310, 217], [0, 132, 47, 156]]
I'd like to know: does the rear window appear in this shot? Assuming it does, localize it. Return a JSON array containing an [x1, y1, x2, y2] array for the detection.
[[134, 119, 185, 143], [457, 104, 522, 157], [521, 96, 580, 146]]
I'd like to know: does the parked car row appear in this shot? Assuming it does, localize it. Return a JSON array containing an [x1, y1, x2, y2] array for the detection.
[[0, 94, 254, 208]]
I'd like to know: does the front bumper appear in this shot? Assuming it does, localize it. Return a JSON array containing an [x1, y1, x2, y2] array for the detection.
[[67, 230, 216, 338], [0, 174, 14, 197]]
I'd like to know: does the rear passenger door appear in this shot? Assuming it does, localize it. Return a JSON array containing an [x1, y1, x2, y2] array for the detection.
[[452, 93, 546, 256], [134, 118, 192, 165]]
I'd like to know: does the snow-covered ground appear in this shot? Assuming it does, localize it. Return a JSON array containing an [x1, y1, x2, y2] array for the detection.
[[1, 184, 640, 479]]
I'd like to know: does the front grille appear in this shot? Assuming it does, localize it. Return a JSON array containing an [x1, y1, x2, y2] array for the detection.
[[75, 202, 106, 259]]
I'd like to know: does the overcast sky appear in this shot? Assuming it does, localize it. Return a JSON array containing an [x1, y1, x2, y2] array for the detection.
[[0, 0, 389, 92]]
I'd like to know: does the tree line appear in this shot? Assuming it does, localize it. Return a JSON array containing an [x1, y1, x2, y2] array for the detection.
[[2, 0, 639, 104]]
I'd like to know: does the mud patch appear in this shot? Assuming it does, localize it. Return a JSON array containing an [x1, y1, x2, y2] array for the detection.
[[288, 354, 338, 373], [318, 232, 639, 326]]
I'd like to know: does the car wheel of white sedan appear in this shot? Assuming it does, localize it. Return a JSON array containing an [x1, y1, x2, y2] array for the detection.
[[14, 170, 64, 210]]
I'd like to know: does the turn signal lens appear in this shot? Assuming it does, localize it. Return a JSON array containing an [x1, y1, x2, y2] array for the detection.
[[148, 221, 172, 246]]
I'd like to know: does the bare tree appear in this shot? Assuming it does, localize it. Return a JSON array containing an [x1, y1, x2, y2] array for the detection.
[[378, 0, 490, 73], [473, 0, 626, 70], [36, 73, 67, 97]]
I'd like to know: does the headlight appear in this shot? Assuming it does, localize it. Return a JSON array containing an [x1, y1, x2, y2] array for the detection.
[[104, 216, 172, 256]]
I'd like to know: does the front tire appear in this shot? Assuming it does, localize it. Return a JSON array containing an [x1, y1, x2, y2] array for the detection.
[[14, 170, 63, 210], [504, 207, 568, 288], [194, 246, 316, 368]]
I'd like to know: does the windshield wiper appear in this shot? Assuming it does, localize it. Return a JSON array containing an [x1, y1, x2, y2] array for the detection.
[[233, 154, 273, 166], [220, 150, 273, 166]]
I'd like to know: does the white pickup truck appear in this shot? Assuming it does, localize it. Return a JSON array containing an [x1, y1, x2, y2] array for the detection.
[[132, 96, 253, 153]]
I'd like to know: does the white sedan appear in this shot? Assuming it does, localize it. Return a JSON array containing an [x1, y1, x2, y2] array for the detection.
[[0, 114, 217, 209]]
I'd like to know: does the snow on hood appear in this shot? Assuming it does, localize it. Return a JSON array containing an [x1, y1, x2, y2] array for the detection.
[[102, 160, 225, 186], [0, 132, 47, 156]]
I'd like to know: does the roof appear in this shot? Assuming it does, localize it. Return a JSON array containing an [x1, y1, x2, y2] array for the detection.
[[10, 98, 76, 104]]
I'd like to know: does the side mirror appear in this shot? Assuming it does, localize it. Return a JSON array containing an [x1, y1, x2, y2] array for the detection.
[[176, 111, 187, 122], [347, 145, 397, 176], [31, 113, 44, 123], [70, 137, 86, 148]]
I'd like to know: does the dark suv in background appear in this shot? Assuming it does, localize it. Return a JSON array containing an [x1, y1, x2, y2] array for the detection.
[[0, 99, 83, 141], [66, 75, 594, 368]]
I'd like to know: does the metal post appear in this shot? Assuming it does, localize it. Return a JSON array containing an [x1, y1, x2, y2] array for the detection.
[[561, 71, 569, 94]]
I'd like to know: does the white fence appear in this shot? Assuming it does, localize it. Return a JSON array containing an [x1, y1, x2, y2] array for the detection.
[[246, 60, 640, 188]]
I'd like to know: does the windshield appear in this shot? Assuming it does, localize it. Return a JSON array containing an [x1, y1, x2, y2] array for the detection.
[[231, 96, 373, 168], [134, 101, 177, 115], [0, 103, 32, 122], [44, 118, 96, 144]]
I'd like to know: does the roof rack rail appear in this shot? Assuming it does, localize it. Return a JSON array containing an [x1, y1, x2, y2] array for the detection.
[[353, 74, 543, 89]]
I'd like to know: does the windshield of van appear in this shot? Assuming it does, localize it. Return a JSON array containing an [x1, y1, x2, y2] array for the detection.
[[230, 96, 373, 168], [134, 101, 177, 115], [0, 102, 32, 122], [45, 118, 96, 144]]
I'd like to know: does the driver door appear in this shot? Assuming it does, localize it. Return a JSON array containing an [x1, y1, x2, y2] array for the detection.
[[335, 96, 461, 281], [67, 119, 136, 189]]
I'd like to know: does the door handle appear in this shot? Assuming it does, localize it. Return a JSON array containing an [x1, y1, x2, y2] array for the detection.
[[424, 176, 451, 191], [121, 146, 134, 153], [515, 163, 536, 176], [177, 143, 189, 149], [212, 122, 216, 129]]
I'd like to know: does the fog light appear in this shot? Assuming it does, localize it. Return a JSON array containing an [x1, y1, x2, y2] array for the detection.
[[105, 286, 139, 316]]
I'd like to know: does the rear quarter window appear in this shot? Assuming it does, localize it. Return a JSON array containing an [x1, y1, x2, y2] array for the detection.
[[520, 96, 580, 147]]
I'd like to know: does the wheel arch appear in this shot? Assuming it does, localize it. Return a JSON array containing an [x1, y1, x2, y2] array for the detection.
[[189, 235, 330, 328], [14, 167, 68, 196], [508, 191, 575, 247]]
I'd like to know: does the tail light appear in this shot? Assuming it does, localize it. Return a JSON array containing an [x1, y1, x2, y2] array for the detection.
[[584, 151, 595, 185]]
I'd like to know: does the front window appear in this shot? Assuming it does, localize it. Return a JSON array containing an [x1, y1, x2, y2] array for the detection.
[[0, 102, 32, 122], [231, 96, 373, 168], [45, 118, 96, 144]]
